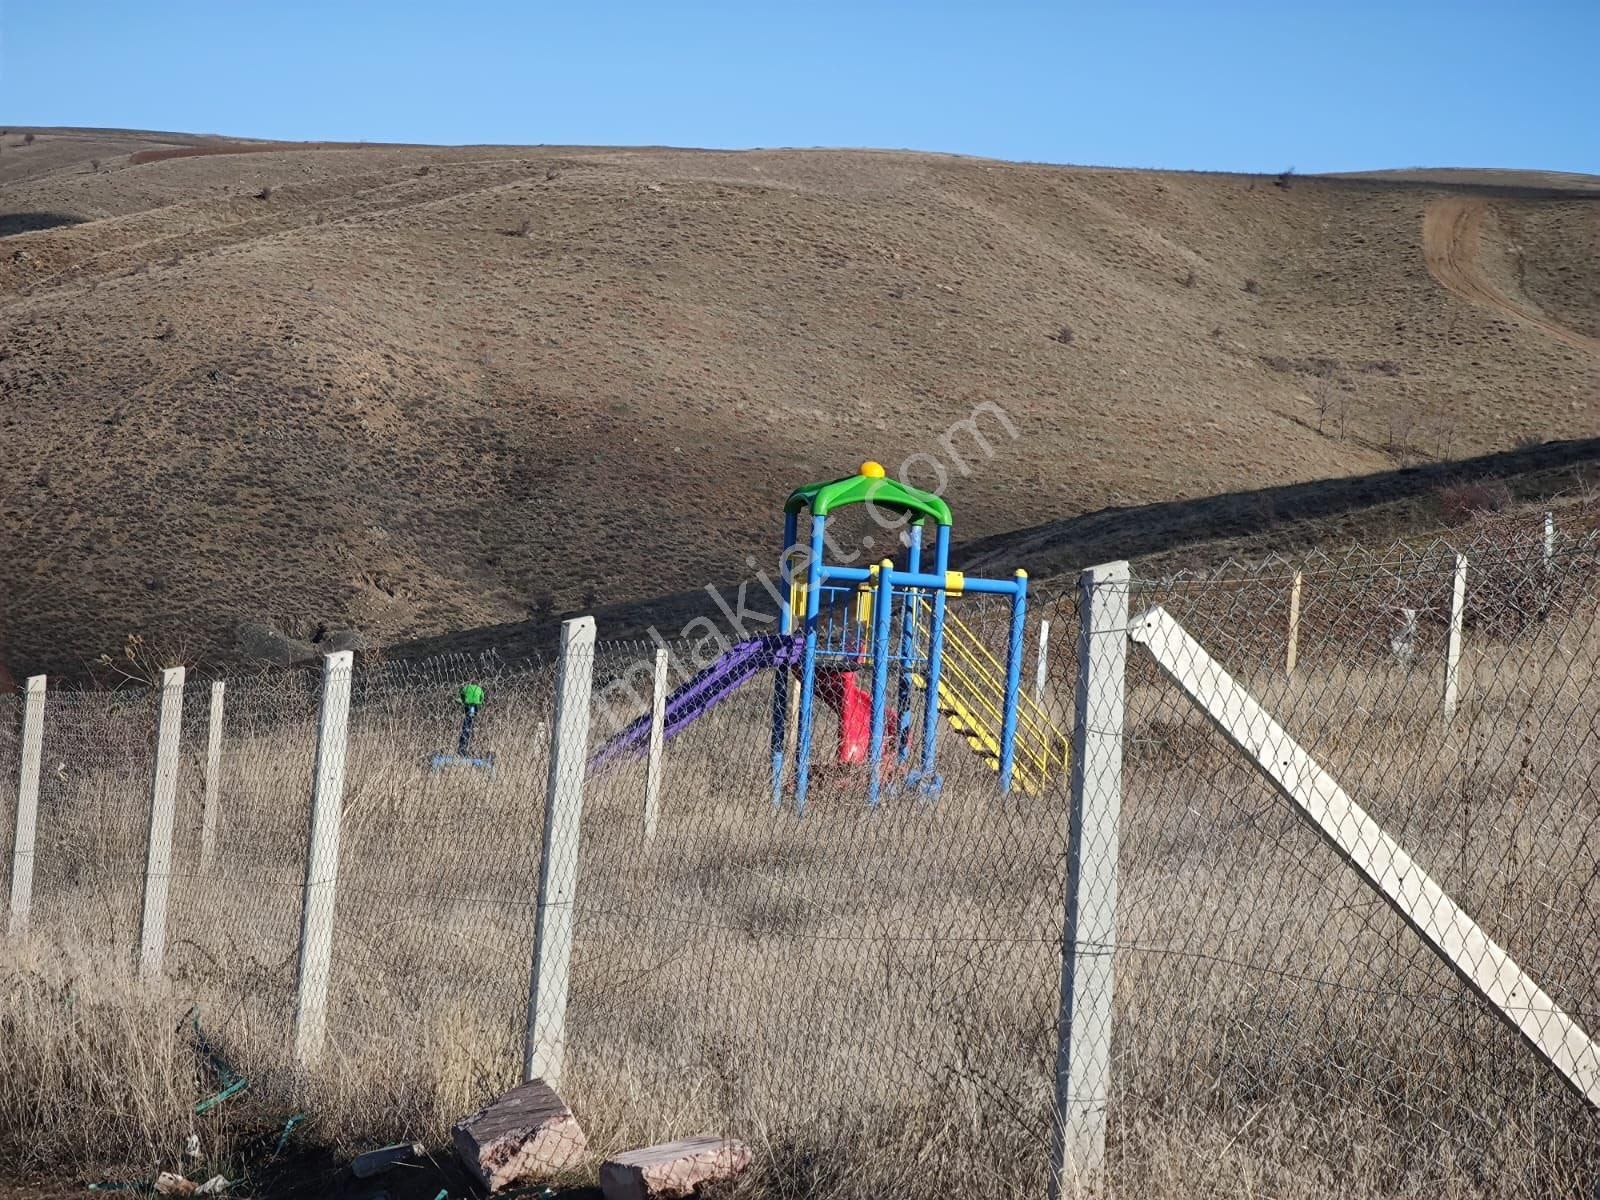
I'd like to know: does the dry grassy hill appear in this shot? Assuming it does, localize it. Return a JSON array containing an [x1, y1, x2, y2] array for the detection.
[[0, 128, 1595, 678]]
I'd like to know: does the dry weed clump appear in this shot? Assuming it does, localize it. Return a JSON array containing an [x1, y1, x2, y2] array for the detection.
[[0, 940, 201, 1171]]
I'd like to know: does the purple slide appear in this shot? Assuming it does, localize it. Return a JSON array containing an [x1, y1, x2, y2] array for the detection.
[[588, 634, 802, 772]]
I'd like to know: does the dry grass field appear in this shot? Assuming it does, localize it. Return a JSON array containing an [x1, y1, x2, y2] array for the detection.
[[1, 128, 1596, 681], [2, 531, 1597, 1198]]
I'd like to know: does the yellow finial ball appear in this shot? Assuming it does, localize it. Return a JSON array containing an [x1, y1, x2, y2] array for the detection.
[[859, 460, 886, 479]]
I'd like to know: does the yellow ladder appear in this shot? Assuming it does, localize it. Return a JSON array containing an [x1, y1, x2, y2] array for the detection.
[[908, 599, 1070, 794]]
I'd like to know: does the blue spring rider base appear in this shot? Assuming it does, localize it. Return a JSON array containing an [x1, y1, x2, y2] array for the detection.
[[430, 752, 496, 773]]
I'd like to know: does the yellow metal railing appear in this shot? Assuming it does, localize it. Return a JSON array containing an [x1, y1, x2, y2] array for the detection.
[[908, 597, 1070, 792]]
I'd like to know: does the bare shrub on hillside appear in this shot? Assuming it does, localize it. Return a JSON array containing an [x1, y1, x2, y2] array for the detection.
[[91, 631, 196, 688], [1437, 480, 1513, 525], [1314, 364, 1337, 432], [1386, 405, 1417, 459]]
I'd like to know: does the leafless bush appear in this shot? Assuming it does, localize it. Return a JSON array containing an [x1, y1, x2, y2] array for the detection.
[[1386, 405, 1417, 458], [1437, 480, 1513, 525], [1314, 365, 1337, 433]]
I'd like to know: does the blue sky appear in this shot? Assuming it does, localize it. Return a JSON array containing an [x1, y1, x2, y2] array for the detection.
[[2, 0, 1594, 174]]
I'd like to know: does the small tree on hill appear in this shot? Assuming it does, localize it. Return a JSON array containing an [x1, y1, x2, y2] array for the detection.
[[1314, 367, 1336, 433]]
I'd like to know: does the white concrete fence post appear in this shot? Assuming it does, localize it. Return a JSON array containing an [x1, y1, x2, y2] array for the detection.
[[200, 680, 225, 871], [1050, 561, 1129, 1197], [644, 647, 668, 840], [1034, 617, 1051, 702], [1539, 511, 1558, 622], [138, 667, 186, 980], [523, 616, 597, 1087], [7, 676, 47, 937], [292, 651, 355, 1067], [1443, 554, 1468, 722], [1286, 569, 1303, 676]]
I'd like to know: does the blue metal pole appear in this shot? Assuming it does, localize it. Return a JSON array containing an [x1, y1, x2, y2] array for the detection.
[[895, 522, 922, 762], [817, 565, 1021, 595], [770, 509, 799, 807], [915, 524, 952, 796], [794, 513, 827, 816], [998, 569, 1028, 794], [867, 559, 894, 808]]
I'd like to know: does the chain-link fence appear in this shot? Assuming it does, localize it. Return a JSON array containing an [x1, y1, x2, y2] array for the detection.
[[1077, 522, 1600, 1196], [2, 514, 1599, 1197], [567, 613, 1072, 1197]]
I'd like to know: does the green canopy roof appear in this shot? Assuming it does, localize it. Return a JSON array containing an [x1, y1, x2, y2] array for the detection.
[[785, 462, 952, 527]]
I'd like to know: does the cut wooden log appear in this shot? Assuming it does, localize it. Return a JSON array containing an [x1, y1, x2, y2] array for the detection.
[[452, 1078, 587, 1193], [599, 1136, 753, 1200]]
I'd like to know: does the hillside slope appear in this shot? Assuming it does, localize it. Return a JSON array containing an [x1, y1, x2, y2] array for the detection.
[[1, 130, 1595, 676]]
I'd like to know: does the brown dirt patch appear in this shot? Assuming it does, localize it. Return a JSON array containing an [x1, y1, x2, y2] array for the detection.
[[127, 143, 288, 165]]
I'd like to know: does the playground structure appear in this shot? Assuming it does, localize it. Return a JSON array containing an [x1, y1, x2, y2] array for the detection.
[[591, 463, 1069, 809]]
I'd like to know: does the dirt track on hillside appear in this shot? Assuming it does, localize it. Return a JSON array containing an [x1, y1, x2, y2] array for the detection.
[[1422, 197, 1599, 354]]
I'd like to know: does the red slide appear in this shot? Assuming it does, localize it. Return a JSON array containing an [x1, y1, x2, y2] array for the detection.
[[815, 668, 897, 764]]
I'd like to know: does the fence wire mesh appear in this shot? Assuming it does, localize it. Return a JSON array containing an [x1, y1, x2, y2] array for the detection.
[[3, 510, 1599, 1197], [1082, 524, 1600, 1196], [323, 652, 557, 1120], [568, 617, 1072, 1196], [168, 669, 319, 1081], [31, 686, 157, 953]]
